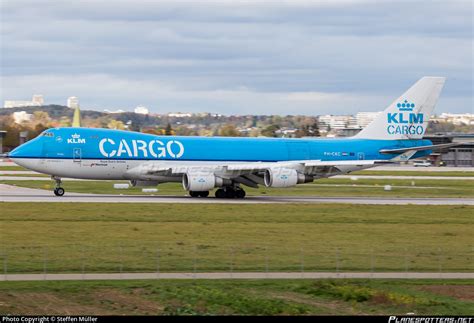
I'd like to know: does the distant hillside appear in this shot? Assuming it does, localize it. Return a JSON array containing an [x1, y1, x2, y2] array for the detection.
[[0, 105, 108, 119], [0, 105, 258, 129], [0, 105, 163, 128]]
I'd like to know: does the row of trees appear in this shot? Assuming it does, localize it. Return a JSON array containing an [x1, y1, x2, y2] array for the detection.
[[1, 123, 49, 151]]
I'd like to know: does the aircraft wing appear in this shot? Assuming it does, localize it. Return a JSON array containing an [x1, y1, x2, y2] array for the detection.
[[125, 163, 173, 178], [126, 159, 389, 185], [222, 159, 390, 181], [225, 159, 381, 171]]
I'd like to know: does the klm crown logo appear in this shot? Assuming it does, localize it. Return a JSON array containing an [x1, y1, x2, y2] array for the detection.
[[67, 133, 86, 144], [397, 100, 415, 112]]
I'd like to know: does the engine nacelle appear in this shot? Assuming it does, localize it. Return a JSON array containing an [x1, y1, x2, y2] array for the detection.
[[182, 173, 227, 191], [264, 168, 312, 188], [130, 180, 159, 187]]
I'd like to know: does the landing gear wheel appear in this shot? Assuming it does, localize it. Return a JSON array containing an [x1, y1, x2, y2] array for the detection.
[[225, 188, 236, 199], [199, 191, 209, 197], [189, 191, 200, 197], [215, 188, 226, 198], [54, 187, 65, 196], [52, 176, 64, 196], [235, 189, 246, 199]]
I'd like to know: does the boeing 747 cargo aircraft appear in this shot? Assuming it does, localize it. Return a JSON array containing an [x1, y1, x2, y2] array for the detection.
[[8, 77, 456, 198]]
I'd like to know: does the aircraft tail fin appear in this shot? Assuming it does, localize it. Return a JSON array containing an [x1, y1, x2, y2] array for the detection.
[[354, 77, 446, 140]]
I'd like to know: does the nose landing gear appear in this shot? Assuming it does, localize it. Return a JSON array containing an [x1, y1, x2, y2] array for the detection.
[[52, 176, 65, 196], [54, 187, 65, 196]]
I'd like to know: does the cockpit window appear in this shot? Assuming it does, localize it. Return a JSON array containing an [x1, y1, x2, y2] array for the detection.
[[42, 132, 54, 137]]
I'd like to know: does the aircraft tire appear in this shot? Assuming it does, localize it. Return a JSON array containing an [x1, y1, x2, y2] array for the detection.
[[199, 191, 209, 197], [189, 191, 200, 197], [235, 189, 246, 199], [54, 188, 65, 196], [215, 188, 226, 198], [225, 188, 236, 199]]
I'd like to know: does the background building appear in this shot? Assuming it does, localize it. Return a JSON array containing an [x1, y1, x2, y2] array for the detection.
[[32, 95, 44, 106], [134, 105, 149, 115], [356, 112, 381, 128], [0, 131, 6, 154], [104, 109, 126, 114], [424, 133, 474, 167], [431, 113, 474, 126], [12, 111, 33, 124], [4, 94, 44, 108], [318, 115, 356, 130], [168, 112, 193, 118]]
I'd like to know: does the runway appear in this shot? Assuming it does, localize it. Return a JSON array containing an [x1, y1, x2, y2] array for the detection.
[[1, 272, 472, 281], [1, 184, 472, 205], [2, 174, 473, 180]]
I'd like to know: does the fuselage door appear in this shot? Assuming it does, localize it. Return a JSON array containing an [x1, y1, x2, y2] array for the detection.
[[73, 148, 82, 163], [357, 152, 365, 160]]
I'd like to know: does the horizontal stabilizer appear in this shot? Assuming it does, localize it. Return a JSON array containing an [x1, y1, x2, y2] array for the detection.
[[380, 142, 460, 154], [302, 160, 378, 167]]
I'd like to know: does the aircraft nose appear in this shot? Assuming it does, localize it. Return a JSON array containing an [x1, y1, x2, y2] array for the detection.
[[9, 139, 43, 168], [9, 144, 22, 158], [9, 141, 32, 158]]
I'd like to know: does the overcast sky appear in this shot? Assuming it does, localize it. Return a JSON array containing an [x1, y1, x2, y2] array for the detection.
[[1, 0, 472, 115]]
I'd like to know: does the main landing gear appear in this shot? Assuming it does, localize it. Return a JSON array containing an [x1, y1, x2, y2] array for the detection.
[[52, 176, 65, 196], [189, 191, 209, 198], [215, 187, 246, 199], [188, 187, 246, 199]]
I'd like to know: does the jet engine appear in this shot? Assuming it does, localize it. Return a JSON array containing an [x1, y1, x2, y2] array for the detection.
[[264, 168, 312, 188], [182, 173, 229, 191]]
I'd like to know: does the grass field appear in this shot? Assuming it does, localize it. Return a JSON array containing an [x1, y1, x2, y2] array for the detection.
[[1, 177, 473, 198], [0, 166, 26, 171], [352, 170, 474, 177], [0, 203, 472, 273], [0, 173, 50, 177], [0, 279, 472, 315]]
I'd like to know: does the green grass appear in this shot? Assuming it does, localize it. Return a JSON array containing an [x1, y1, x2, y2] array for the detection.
[[0, 203, 472, 273], [0, 279, 472, 315], [0, 166, 27, 171], [352, 170, 474, 177], [0, 173, 49, 177], [1, 177, 473, 197]]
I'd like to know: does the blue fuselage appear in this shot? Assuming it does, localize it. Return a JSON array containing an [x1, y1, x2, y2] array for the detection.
[[10, 127, 432, 162]]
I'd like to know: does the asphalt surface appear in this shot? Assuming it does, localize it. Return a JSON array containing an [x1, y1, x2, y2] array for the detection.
[[2, 174, 473, 180], [1, 184, 472, 205], [1, 272, 473, 281]]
